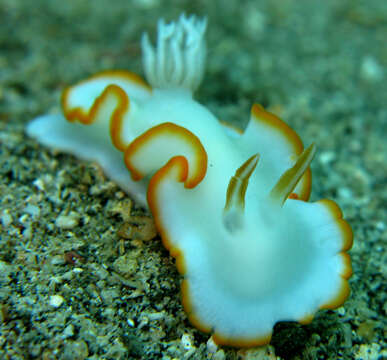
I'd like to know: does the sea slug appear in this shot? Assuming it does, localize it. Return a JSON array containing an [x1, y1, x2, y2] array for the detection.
[[27, 14, 353, 347]]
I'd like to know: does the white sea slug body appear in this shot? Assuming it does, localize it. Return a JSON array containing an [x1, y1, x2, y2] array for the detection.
[[27, 14, 353, 347]]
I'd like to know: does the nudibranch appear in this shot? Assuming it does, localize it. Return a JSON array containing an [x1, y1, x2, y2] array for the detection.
[[27, 15, 353, 347]]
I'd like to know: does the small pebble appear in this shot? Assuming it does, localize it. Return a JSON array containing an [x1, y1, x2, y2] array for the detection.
[[319, 151, 335, 165], [55, 212, 80, 229], [22, 226, 33, 239], [338, 187, 353, 199], [237, 345, 276, 360], [51, 255, 66, 266], [337, 306, 346, 316], [181, 333, 195, 351], [62, 340, 89, 360], [1, 210, 13, 227], [355, 343, 383, 360], [360, 56, 383, 82], [213, 350, 226, 360], [33, 178, 45, 191], [49, 295, 64, 308], [62, 324, 74, 338], [24, 204, 40, 217], [206, 336, 218, 353]]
